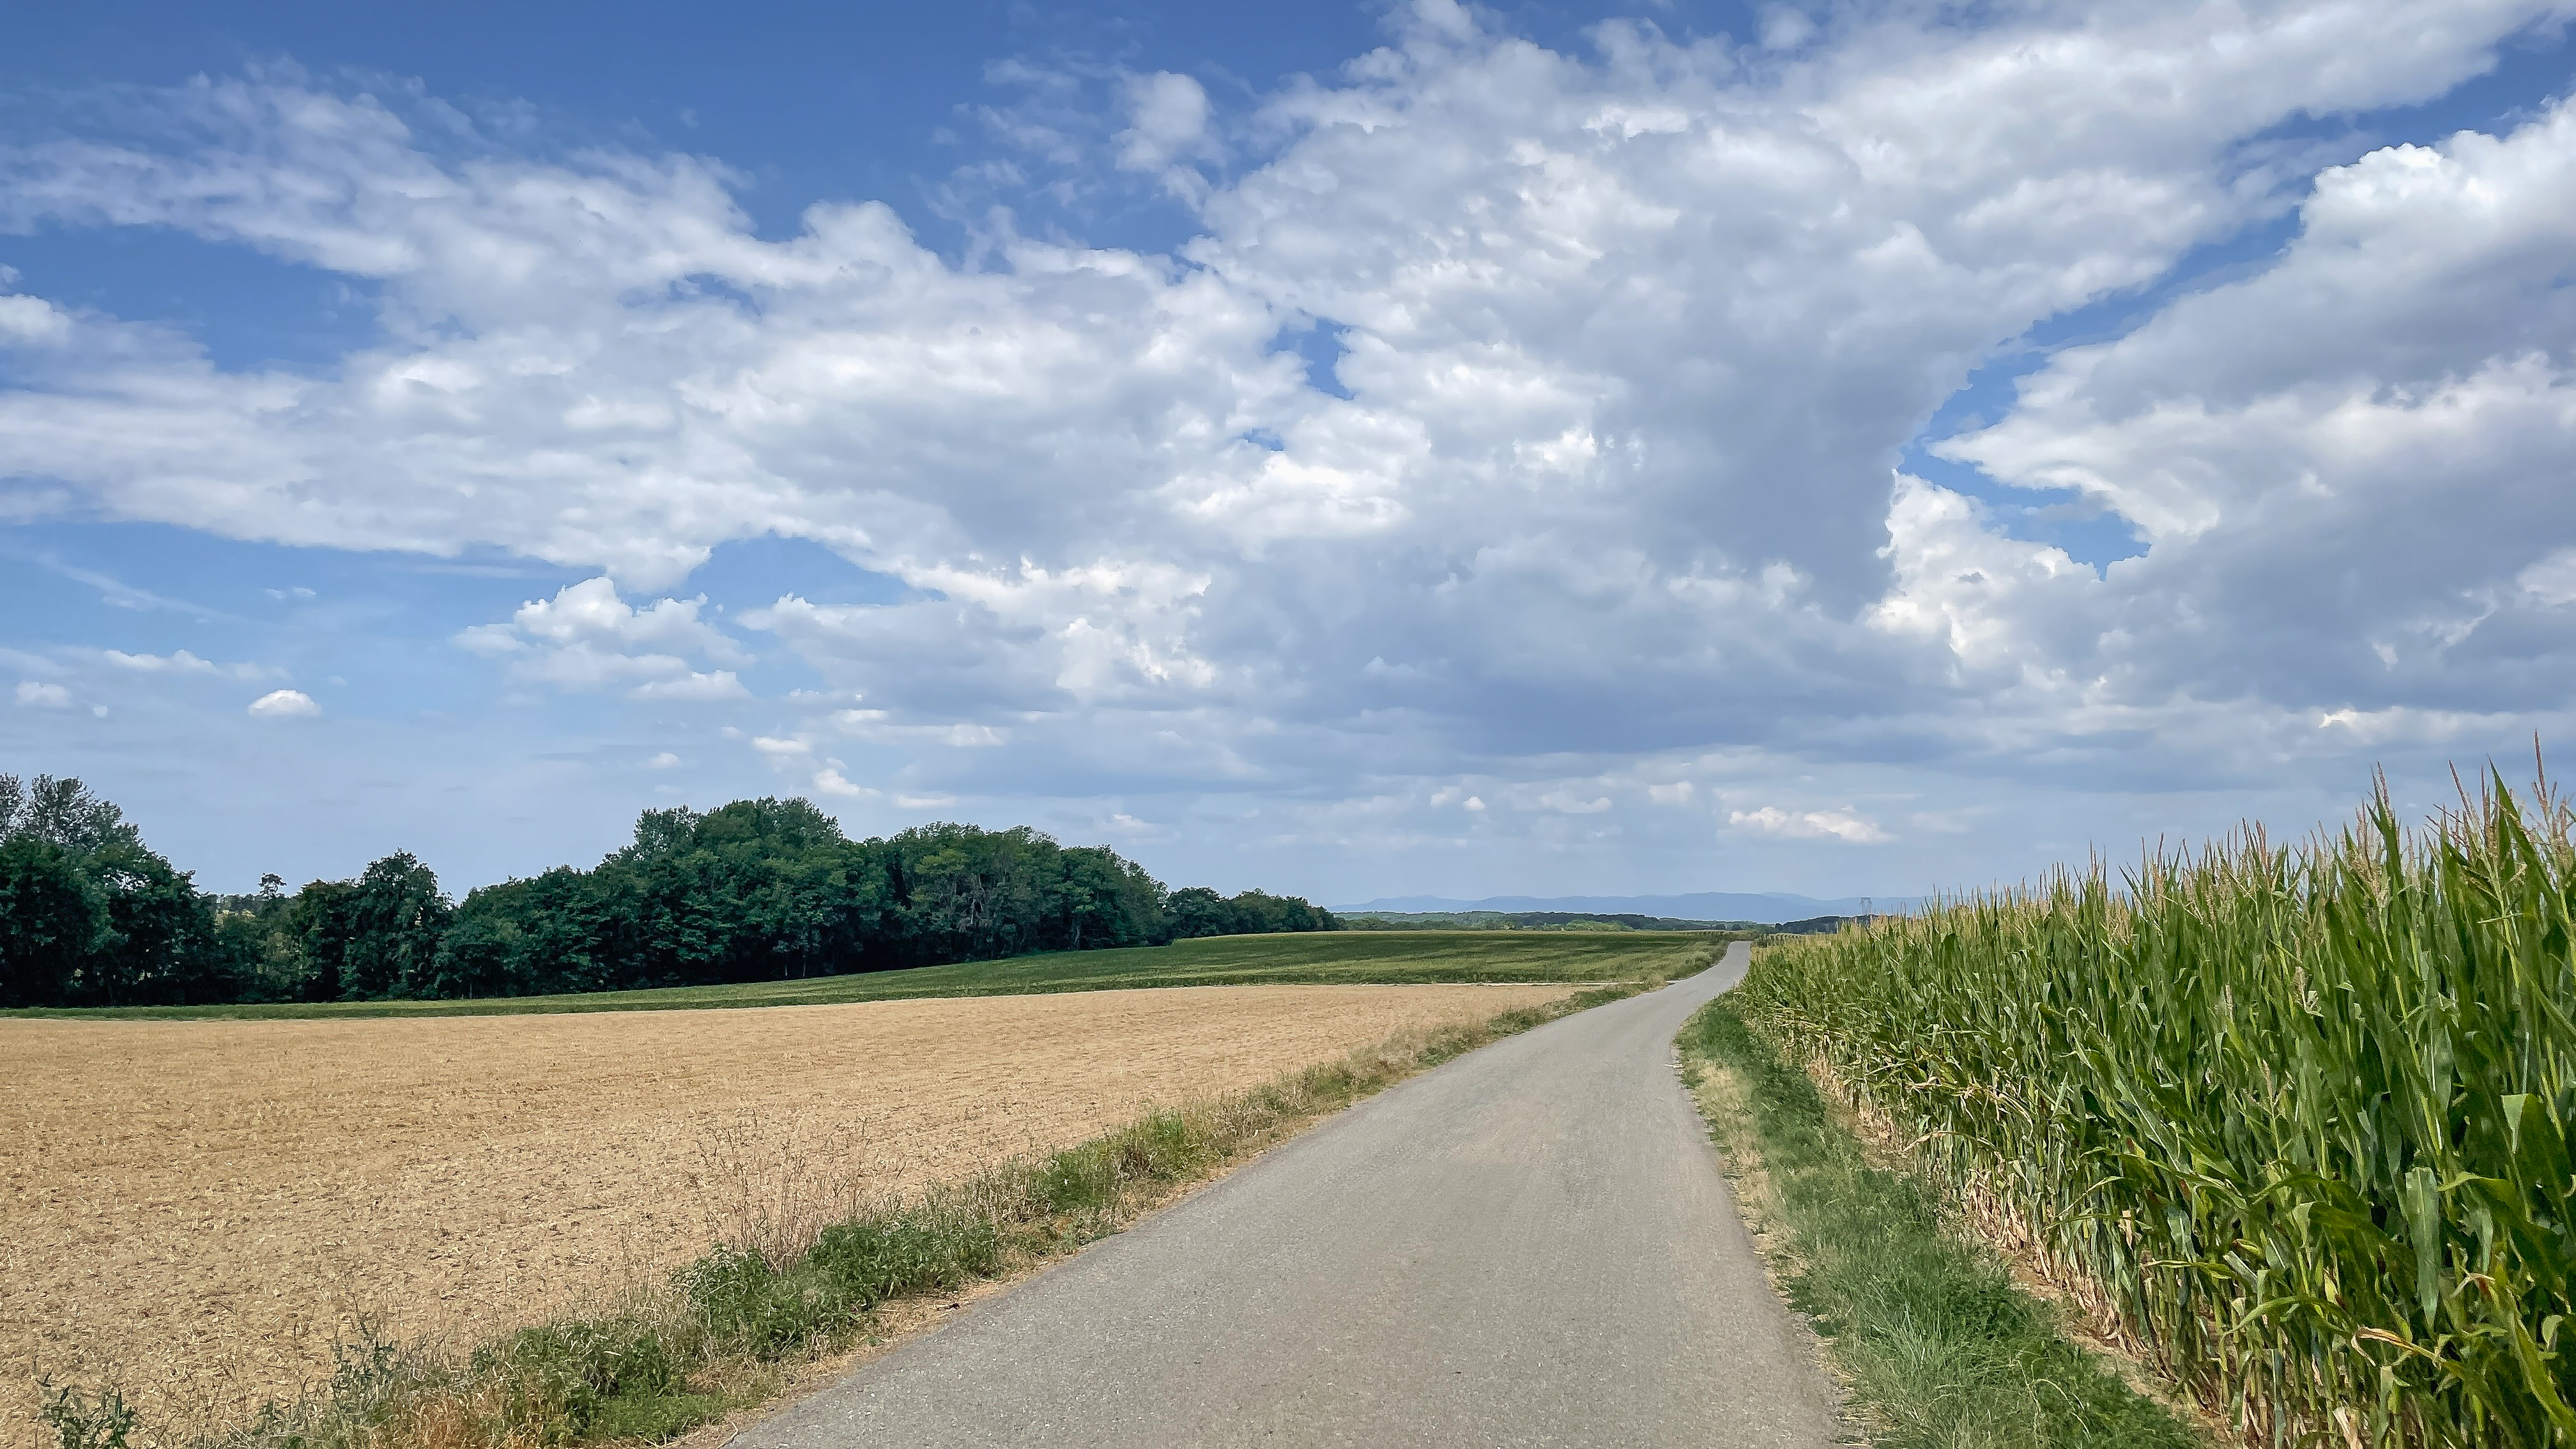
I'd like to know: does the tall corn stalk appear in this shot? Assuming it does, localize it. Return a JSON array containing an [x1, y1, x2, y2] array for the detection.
[[1735, 771, 2575, 1447]]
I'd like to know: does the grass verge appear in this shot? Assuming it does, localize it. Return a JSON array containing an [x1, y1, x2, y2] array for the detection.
[[34, 968, 1700, 1449], [1678, 996, 2204, 1449]]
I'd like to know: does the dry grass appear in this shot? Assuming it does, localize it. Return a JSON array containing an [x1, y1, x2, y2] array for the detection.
[[1, 982, 1567, 1449]]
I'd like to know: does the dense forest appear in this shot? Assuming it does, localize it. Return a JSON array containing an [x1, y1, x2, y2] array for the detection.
[[0, 774, 1337, 1009]]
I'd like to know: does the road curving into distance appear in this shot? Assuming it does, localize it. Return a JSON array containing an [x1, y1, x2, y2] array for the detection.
[[737, 940, 1843, 1447]]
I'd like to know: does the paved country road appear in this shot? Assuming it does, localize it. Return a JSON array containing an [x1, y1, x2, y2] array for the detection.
[[739, 942, 1844, 1447]]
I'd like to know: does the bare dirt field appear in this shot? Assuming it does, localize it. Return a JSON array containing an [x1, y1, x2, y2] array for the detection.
[[2, 983, 1567, 1448]]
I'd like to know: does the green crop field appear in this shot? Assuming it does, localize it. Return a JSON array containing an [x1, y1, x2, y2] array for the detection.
[[1734, 779, 2575, 1448], [4, 930, 1721, 1021]]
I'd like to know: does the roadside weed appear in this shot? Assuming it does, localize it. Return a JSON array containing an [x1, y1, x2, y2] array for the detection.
[[38, 1385, 134, 1449]]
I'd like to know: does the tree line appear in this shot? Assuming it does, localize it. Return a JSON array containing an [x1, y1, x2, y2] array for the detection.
[[0, 775, 1338, 1009]]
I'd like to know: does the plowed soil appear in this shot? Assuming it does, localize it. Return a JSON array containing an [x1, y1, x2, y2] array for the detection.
[[1, 983, 1567, 1446]]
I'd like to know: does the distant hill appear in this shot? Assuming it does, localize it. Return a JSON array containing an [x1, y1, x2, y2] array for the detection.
[[1333, 891, 1917, 924]]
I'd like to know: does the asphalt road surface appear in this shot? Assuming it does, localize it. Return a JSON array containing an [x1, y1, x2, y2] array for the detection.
[[740, 942, 1844, 1447]]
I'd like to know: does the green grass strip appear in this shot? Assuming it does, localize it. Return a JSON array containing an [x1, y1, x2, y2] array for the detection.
[[1679, 997, 2202, 1449]]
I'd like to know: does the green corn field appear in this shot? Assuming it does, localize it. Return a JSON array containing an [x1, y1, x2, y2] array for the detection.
[[1733, 773, 2575, 1448]]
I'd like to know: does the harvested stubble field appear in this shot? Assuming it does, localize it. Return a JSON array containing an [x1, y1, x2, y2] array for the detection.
[[3, 981, 1569, 1448]]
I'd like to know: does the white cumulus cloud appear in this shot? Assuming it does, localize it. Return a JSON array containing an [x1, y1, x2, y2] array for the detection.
[[1910, 92, 2576, 762], [1729, 806, 1892, 845], [247, 689, 320, 718], [460, 577, 749, 700], [1116, 71, 1215, 176], [104, 648, 274, 679]]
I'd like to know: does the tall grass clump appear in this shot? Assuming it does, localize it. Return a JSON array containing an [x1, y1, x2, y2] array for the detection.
[[1733, 772, 2575, 1448]]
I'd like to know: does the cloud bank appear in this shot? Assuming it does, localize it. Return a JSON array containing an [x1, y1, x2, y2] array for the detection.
[[3, 0, 2573, 893]]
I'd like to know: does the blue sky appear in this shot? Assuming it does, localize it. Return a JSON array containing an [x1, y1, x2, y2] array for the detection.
[[4, 0, 2575, 902]]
